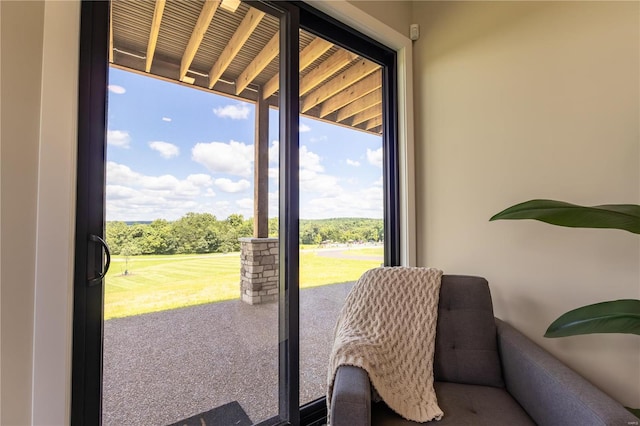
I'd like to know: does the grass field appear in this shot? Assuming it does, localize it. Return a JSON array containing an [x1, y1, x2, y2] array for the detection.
[[105, 247, 383, 319]]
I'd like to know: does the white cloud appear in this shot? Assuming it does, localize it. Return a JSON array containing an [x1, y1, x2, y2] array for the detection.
[[106, 162, 215, 221], [162, 117, 172, 122], [300, 171, 340, 195], [303, 185, 383, 219], [300, 145, 324, 172], [367, 147, 383, 168], [108, 85, 126, 94], [214, 178, 251, 193], [192, 140, 254, 177], [269, 140, 323, 173], [149, 141, 180, 159], [346, 159, 360, 167], [107, 130, 131, 148], [213, 103, 251, 120], [106, 184, 139, 200], [269, 140, 338, 196], [235, 198, 254, 217], [299, 123, 311, 133], [269, 140, 279, 165], [236, 198, 254, 210], [310, 135, 328, 143], [188, 174, 214, 187]]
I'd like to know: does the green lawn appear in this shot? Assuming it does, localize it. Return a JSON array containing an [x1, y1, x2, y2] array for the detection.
[[105, 248, 382, 319]]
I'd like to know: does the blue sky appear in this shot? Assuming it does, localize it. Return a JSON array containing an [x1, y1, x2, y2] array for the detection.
[[106, 67, 383, 221]]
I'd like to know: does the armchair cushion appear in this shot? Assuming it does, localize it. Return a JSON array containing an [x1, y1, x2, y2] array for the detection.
[[371, 382, 535, 425], [434, 275, 504, 388]]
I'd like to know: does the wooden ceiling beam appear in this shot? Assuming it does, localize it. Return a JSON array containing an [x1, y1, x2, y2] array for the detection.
[[335, 90, 381, 122], [364, 115, 383, 131], [300, 49, 357, 96], [236, 31, 279, 95], [145, 0, 166, 72], [301, 60, 379, 113], [208, 7, 265, 89], [220, 0, 241, 13], [318, 69, 381, 117], [350, 104, 381, 126], [263, 37, 333, 99], [180, 0, 220, 81]]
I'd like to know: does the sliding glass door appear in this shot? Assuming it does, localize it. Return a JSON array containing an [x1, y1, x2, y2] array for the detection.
[[72, 2, 397, 425]]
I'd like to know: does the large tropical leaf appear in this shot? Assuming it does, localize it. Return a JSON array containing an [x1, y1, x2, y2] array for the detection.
[[545, 299, 640, 338], [490, 199, 640, 234], [626, 407, 640, 419]]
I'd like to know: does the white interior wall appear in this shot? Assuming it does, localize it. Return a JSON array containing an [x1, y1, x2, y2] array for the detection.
[[412, 1, 640, 406], [32, 1, 80, 424], [1, 1, 45, 424]]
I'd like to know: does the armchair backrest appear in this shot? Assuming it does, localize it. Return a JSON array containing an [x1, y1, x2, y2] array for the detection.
[[433, 275, 504, 388]]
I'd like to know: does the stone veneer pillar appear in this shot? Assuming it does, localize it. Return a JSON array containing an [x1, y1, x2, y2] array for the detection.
[[239, 237, 279, 305]]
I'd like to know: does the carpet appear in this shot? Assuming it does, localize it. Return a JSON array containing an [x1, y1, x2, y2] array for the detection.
[[167, 401, 252, 426]]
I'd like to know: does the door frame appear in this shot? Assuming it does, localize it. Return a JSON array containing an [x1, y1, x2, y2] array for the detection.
[[71, 1, 110, 424], [70, 1, 400, 425]]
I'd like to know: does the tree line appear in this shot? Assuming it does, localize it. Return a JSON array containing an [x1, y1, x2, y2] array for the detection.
[[106, 213, 383, 256]]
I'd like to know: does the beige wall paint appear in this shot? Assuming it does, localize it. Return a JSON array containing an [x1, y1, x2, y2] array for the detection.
[[1, 1, 45, 424], [1, 1, 79, 424], [347, 0, 412, 38], [32, 1, 80, 424], [413, 1, 640, 406]]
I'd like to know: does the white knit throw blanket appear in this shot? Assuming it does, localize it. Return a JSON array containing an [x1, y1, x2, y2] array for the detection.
[[327, 266, 444, 423]]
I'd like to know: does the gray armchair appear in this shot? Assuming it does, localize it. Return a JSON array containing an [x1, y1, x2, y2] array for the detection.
[[330, 275, 636, 425]]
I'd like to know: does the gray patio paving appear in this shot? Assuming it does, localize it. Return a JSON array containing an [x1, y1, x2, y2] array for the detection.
[[103, 281, 354, 426]]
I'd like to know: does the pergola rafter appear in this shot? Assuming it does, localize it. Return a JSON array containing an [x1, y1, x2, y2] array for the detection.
[[110, 0, 383, 135], [180, 0, 221, 81], [208, 7, 265, 88], [350, 104, 381, 126], [263, 37, 333, 99], [146, 0, 166, 72], [300, 59, 379, 113], [318, 70, 382, 118], [299, 49, 358, 96], [236, 31, 279, 95], [109, 0, 386, 237], [335, 90, 382, 122]]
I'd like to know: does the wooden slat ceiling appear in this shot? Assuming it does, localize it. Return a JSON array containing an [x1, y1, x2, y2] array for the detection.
[[110, 0, 383, 135]]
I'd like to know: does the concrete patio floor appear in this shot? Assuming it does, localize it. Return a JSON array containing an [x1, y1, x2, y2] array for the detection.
[[103, 281, 354, 426]]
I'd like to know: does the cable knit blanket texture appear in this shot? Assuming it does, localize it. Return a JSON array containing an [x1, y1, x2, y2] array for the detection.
[[327, 266, 444, 423]]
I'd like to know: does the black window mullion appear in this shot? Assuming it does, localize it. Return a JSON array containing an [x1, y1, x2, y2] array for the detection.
[[71, 1, 110, 425], [276, 2, 301, 424], [382, 59, 400, 267]]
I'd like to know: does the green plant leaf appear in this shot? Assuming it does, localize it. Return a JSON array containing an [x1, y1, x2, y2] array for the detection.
[[626, 407, 640, 419], [490, 199, 640, 234], [545, 300, 640, 338]]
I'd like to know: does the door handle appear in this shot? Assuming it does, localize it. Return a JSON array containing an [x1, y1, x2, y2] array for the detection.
[[88, 234, 111, 286]]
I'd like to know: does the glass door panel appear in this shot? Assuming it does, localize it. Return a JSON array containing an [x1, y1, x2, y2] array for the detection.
[[294, 29, 385, 405], [104, 2, 281, 424]]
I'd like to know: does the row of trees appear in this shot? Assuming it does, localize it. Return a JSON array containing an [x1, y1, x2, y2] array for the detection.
[[106, 213, 384, 256]]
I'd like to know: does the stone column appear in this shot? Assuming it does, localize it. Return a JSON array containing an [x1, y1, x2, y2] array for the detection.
[[239, 237, 279, 305]]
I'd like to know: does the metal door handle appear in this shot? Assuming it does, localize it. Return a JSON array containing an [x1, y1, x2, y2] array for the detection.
[[88, 234, 111, 285]]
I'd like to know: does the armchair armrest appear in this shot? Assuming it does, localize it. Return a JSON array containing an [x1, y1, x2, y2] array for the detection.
[[496, 319, 637, 426], [330, 365, 371, 426]]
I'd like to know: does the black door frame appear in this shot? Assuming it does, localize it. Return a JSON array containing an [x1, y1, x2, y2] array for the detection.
[[71, 1, 398, 425], [71, 2, 110, 424]]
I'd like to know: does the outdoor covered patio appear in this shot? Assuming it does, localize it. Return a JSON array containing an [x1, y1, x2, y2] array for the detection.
[[103, 282, 354, 425]]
